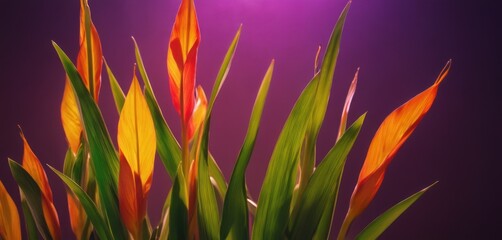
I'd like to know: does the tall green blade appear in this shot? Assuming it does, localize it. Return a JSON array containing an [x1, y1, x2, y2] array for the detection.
[[20, 194, 38, 240], [208, 25, 242, 113], [221, 61, 274, 240], [355, 182, 437, 240], [251, 72, 321, 239], [168, 168, 188, 240], [49, 166, 114, 240], [8, 159, 52, 240], [52, 42, 127, 239], [104, 59, 125, 113], [298, 0, 351, 204], [288, 115, 365, 239], [197, 118, 220, 240]]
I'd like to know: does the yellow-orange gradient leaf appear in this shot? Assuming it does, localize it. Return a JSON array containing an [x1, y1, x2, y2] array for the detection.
[[67, 193, 87, 240], [188, 85, 207, 140], [78, 0, 103, 100], [118, 72, 156, 237], [0, 180, 21, 240], [20, 131, 62, 240], [61, 80, 83, 154], [61, 0, 102, 154], [341, 61, 451, 233], [167, 0, 200, 123]]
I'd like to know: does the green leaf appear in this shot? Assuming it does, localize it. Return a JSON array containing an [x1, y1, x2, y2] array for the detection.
[[298, 0, 351, 206], [52, 42, 127, 239], [355, 182, 437, 240], [252, 72, 321, 239], [208, 25, 242, 113], [104, 58, 125, 113], [288, 114, 365, 239], [20, 193, 38, 240], [197, 118, 221, 240], [221, 60, 274, 240], [8, 159, 52, 240], [168, 168, 188, 240], [49, 166, 114, 240], [157, 189, 172, 240]]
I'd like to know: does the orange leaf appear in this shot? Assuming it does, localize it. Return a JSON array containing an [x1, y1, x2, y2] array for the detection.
[[20, 130, 62, 240], [167, 0, 200, 124], [118, 71, 156, 237], [341, 61, 451, 231], [67, 193, 87, 240], [119, 154, 145, 239], [77, 0, 103, 100], [0, 180, 21, 240]]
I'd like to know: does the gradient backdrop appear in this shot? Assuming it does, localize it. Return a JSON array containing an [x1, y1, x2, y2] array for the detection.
[[1, 0, 500, 239]]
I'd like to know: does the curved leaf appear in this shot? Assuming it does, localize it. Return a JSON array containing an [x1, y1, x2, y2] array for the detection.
[[49, 166, 114, 240], [221, 60, 274, 240], [9, 159, 53, 240], [356, 182, 437, 240]]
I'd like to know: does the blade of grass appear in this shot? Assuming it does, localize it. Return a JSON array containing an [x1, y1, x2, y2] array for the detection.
[[221, 60, 274, 240], [355, 182, 437, 240], [104, 58, 125, 113], [52, 42, 127, 239], [197, 119, 220, 240], [288, 114, 364, 239], [207, 25, 242, 113]]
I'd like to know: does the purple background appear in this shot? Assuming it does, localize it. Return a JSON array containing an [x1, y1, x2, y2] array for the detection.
[[1, 0, 500, 239]]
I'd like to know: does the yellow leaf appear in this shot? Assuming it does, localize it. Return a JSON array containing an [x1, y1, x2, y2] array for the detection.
[[61, 79, 83, 154]]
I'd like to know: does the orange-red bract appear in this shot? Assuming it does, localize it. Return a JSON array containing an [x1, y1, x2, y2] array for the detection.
[[167, 0, 201, 128], [340, 61, 451, 232], [118, 73, 156, 238], [20, 131, 62, 240], [187, 85, 208, 140], [0, 180, 21, 240]]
